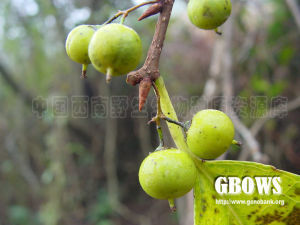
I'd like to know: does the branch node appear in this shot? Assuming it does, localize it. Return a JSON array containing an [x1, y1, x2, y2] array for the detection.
[[126, 71, 143, 86]]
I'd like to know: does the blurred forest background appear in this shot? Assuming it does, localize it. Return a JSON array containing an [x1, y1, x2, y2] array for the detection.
[[0, 0, 299, 225]]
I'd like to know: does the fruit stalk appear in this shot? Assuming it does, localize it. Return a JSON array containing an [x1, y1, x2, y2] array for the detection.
[[81, 64, 88, 79], [106, 68, 113, 83], [168, 199, 176, 213]]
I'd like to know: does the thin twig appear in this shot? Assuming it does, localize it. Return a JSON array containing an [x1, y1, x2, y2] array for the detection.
[[104, 0, 159, 24]]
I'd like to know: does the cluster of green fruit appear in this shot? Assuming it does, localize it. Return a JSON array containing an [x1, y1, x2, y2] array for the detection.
[[65, 0, 233, 210], [65, 0, 231, 80], [139, 110, 234, 206], [65, 23, 142, 81]]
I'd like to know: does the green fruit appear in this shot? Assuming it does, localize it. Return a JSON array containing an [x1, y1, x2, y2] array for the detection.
[[65, 25, 96, 65], [66, 25, 98, 78], [187, 0, 231, 30], [187, 109, 234, 159], [88, 23, 142, 82], [139, 148, 197, 200]]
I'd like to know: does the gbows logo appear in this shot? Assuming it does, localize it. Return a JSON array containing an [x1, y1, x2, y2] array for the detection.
[[215, 177, 282, 195]]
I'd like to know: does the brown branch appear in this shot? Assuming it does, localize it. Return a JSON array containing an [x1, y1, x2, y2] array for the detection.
[[127, 0, 175, 110], [141, 0, 174, 71]]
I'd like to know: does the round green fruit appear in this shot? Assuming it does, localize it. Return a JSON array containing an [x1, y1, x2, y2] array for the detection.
[[138, 148, 197, 200], [88, 23, 142, 82], [187, 109, 234, 159], [187, 0, 231, 30], [65, 25, 96, 65]]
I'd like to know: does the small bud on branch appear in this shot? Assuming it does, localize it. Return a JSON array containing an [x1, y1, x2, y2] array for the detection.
[[139, 77, 152, 111], [138, 2, 163, 21]]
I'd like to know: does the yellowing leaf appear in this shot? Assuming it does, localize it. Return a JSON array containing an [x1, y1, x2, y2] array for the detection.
[[194, 160, 300, 225]]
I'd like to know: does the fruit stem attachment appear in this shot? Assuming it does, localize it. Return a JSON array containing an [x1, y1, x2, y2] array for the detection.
[[104, 0, 160, 24], [106, 67, 113, 83], [81, 64, 88, 79], [120, 14, 126, 24], [214, 28, 222, 35], [168, 199, 176, 213], [232, 139, 242, 146]]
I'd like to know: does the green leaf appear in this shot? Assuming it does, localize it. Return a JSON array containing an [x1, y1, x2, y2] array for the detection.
[[194, 160, 300, 225]]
